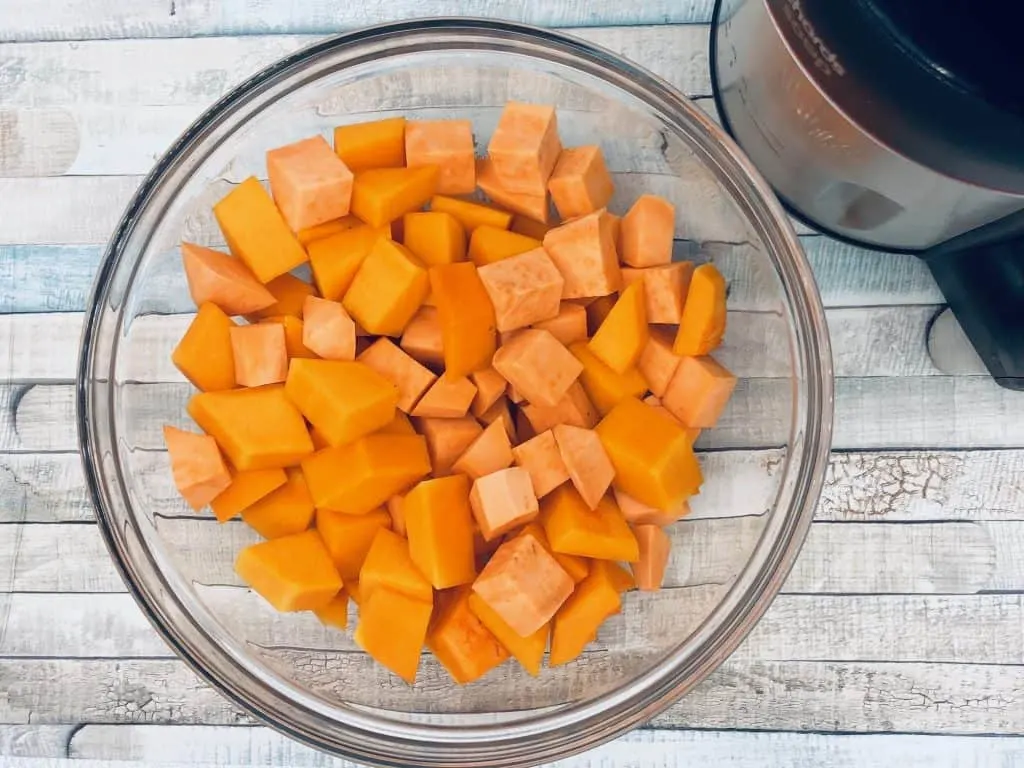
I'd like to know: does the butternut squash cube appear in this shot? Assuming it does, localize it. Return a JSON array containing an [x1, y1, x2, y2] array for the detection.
[[622, 262, 694, 324], [587, 280, 648, 374], [429, 586, 509, 684], [487, 101, 562, 196], [267, 135, 354, 232], [307, 223, 390, 302], [404, 475, 477, 589], [241, 466, 316, 539], [235, 529, 342, 612], [317, 507, 392, 581], [359, 527, 433, 602], [430, 194, 512, 232], [297, 214, 361, 247], [313, 592, 350, 630], [403, 210, 467, 267], [416, 416, 483, 476], [343, 238, 429, 336], [510, 214, 553, 240], [163, 425, 231, 511], [467, 591, 548, 676], [354, 585, 432, 684], [350, 166, 439, 227], [229, 323, 288, 387], [172, 303, 237, 392], [547, 145, 614, 220], [334, 117, 406, 173], [469, 467, 539, 541], [210, 467, 287, 523], [568, 341, 648, 416], [405, 119, 476, 195], [542, 210, 621, 299], [662, 355, 737, 428], [620, 194, 675, 267], [358, 338, 437, 413], [477, 248, 563, 333], [386, 494, 406, 536], [512, 430, 570, 499], [541, 485, 639, 562], [429, 261, 498, 378], [548, 561, 621, 666], [673, 263, 727, 356], [595, 559, 636, 594], [476, 158, 551, 223], [467, 225, 540, 267], [180, 242, 275, 316], [244, 273, 317, 322], [632, 524, 671, 591], [492, 329, 582, 408]]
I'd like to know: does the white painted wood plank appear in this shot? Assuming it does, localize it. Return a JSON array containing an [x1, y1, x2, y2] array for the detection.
[[0, 725, 72, 760]]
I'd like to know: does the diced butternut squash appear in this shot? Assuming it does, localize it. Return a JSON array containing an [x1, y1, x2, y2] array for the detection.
[[378, 411, 416, 436], [477, 248, 563, 332], [386, 494, 406, 536], [662, 355, 737, 428], [620, 194, 675, 267], [402, 210, 467, 267], [343, 238, 429, 336], [297, 215, 360, 247], [520, 381, 598, 433], [358, 338, 437, 413], [267, 135, 354, 232], [469, 467, 540, 541], [334, 117, 406, 173], [622, 262, 693, 324], [359, 527, 433, 602], [354, 585, 432, 684], [584, 293, 617, 336], [285, 359, 398, 447], [476, 158, 551, 223], [469, 367, 507, 418], [532, 302, 587, 346], [429, 262, 498, 378], [350, 166, 439, 228], [467, 591, 547, 676], [317, 507, 392, 581], [642, 395, 702, 445], [632, 524, 671, 591], [430, 195, 513, 232], [429, 586, 509, 683], [210, 467, 287, 523], [410, 375, 477, 419], [542, 210, 621, 299], [472, 531, 573, 637], [347, 580, 364, 606], [510, 214, 553, 240], [552, 425, 615, 511], [214, 177, 308, 283], [492, 329, 583, 408], [547, 145, 614, 220], [452, 419, 513, 480], [261, 315, 317, 358], [313, 592, 349, 630], [548, 562, 621, 666], [674, 263, 727, 355], [595, 396, 702, 510], [487, 102, 562, 196], [180, 242, 275, 315], [404, 475, 477, 589], [307, 224, 390, 301], [416, 416, 483, 476], [512, 429, 570, 499], [467, 226, 540, 267], [637, 328, 681, 398], [241, 466, 316, 539], [614, 487, 690, 527], [301, 296, 356, 361], [172, 303, 236, 392], [593, 559, 635, 594], [188, 386, 313, 470], [244, 273, 317, 322], [568, 341, 649, 416], [405, 119, 476, 195], [229, 323, 288, 387], [163, 425, 231, 510], [399, 306, 444, 367], [587, 280, 648, 374], [302, 434, 431, 515], [541, 485, 639, 561], [235, 529, 342, 612]]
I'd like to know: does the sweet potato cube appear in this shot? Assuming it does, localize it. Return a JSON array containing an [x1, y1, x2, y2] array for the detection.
[[317, 507, 392, 581], [350, 166, 439, 227], [285, 359, 398, 447], [297, 214, 361, 247], [386, 494, 406, 536], [620, 194, 675, 267], [662, 355, 737, 428], [430, 262, 498, 378], [229, 324, 287, 388], [313, 592, 350, 630], [187, 385, 313, 470], [469, 367, 507, 417], [359, 527, 433, 602], [307, 223, 390, 301], [472, 532, 573, 637], [343, 238, 429, 336], [404, 475, 477, 589], [245, 273, 317, 322], [512, 430, 569, 499], [172, 303, 237, 392], [416, 416, 483, 476], [430, 195, 512, 232], [403, 210, 467, 267], [163, 426, 231, 510], [614, 487, 690, 527], [405, 119, 476, 195], [477, 248, 563, 333], [235, 529, 342, 612], [479, 397, 516, 442], [622, 262, 693, 324], [492, 329, 582, 408], [520, 381, 598, 434], [400, 306, 444, 366], [548, 562, 621, 666], [541, 485, 639, 562], [452, 419, 513, 480], [542, 210, 621, 299], [596, 396, 702, 510], [358, 338, 437, 413], [410, 375, 477, 419], [510, 214, 553, 240], [210, 468, 287, 523], [469, 467, 539, 541], [487, 102, 562, 196], [468, 226, 540, 267], [241, 466, 316, 539], [180, 243, 275, 316], [588, 280, 648, 374], [476, 158, 551, 223], [632, 524, 671, 591], [301, 296, 356, 361], [267, 135, 354, 232], [334, 117, 406, 173], [642, 396, 702, 444], [547, 145, 614, 220], [302, 434, 431, 515], [429, 586, 508, 684], [515, 521, 590, 584], [569, 341, 648, 416], [260, 315, 316, 359], [214, 176, 308, 283], [532, 302, 588, 346], [674, 263, 727, 356], [467, 591, 546, 676], [354, 585, 432, 684], [552, 425, 615, 510], [637, 328, 681, 398]]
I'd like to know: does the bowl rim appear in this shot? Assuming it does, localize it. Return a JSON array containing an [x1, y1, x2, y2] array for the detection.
[[77, 17, 834, 767]]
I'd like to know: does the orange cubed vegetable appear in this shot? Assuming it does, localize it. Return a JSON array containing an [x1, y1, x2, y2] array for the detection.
[[213, 177, 308, 283], [543, 210, 621, 299], [307, 223, 390, 302], [172, 303, 237, 392], [467, 591, 547, 676], [430, 261, 498, 378], [517, 522, 591, 584], [587, 280, 648, 374], [613, 487, 690, 527], [354, 585, 432, 684], [642, 396, 701, 444], [430, 195, 512, 232], [637, 328, 681, 398], [267, 135, 354, 233], [180, 242, 275, 316], [187, 385, 313, 470], [467, 226, 540, 267], [402, 210, 467, 267], [317, 507, 392, 581], [235, 529, 342, 612], [429, 586, 509, 683], [244, 273, 317, 322], [301, 296, 356, 361], [313, 591, 350, 630], [285, 358, 398, 447], [210, 467, 287, 523], [163, 425, 231, 510], [469, 467, 539, 541], [452, 419, 513, 480], [477, 248, 563, 333], [241, 466, 316, 539], [378, 411, 417, 436], [404, 475, 477, 589], [568, 341, 648, 416], [343, 238, 429, 336], [510, 214, 553, 240], [621, 262, 693, 324], [405, 119, 475, 195], [548, 561, 621, 666], [541, 485, 639, 561], [662, 355, 737, 428], [296, 214, 361, 247], [511, 430, 569, 498], [673, 263, 727, 355], [592, 559, 635, 594], [410, 374, 477, 419], [596, 396, 702, 510], [620, 194, 675, 268], [347, 581, 364, 606], [492, 329, 583, 408], [487, 101, 562, 196], [547, 145, 614, 220], [302, 433, 431, 514], [520, 380, 597, 433], [584, 293, 616, 336], [469, 367, 507, 418], [552, 424, 615, 511], [334, 117, 406, 173], [386, 494, 406, 536], [480, 397, 517, 442], [532, 302, 588, 346], [472, 531, 573, 637], [261, 315, 317, 359], [400, 306, 444, 367], [359, 527, 433, 602], [350, 166, 439, 228], [228, 324, 288, 388], [416, 416, 483, 476], [632, 524, 671, 591], [476, 158, 551, 223], [358, 337, 437, 413]]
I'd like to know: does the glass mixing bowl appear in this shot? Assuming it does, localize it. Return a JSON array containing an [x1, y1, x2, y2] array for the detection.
[[77, 19, 833, 768]]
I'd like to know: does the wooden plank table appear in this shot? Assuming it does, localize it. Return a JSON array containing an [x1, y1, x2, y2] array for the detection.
[[2, 5, 1023, 767]]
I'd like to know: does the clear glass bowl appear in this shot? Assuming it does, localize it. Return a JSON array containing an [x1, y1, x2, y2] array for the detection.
[[77, 19, 833, 768]]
